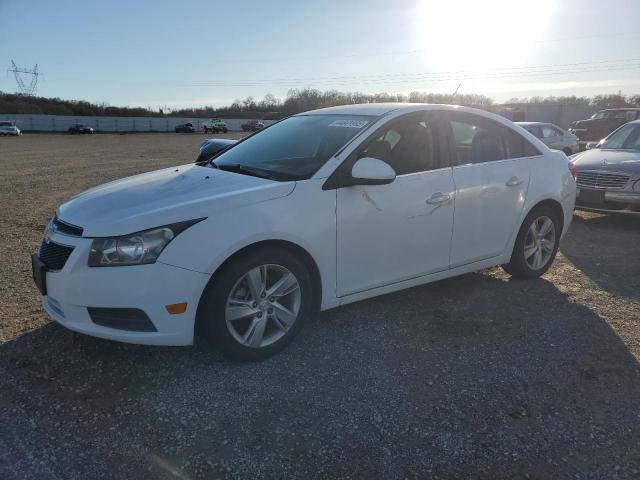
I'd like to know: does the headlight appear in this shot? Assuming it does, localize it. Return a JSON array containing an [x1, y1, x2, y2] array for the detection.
[[634, 179, 640, 192], [88, 219, 203, 267]]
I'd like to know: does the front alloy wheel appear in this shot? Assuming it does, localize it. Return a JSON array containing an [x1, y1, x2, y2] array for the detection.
[[199, 247, 314, 360], [225, 264, 301, 348]]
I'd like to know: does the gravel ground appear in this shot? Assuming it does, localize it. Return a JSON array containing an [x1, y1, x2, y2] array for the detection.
[[1, 133, 640, 479]]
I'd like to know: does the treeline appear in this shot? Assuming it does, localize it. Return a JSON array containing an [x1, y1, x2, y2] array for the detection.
[[0, 92, 157, 117], [1, 89, 639, 119], [506, 93, 640, 109]]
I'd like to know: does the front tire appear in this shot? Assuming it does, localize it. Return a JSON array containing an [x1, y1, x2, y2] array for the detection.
[[199, 247, 314, 360], [503, 206, 561, 279]]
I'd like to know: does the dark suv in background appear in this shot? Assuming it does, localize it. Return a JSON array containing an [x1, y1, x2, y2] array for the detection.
[[175, 122, 196, 133], [569, 108, 640, 148], [241, 120, 265, 132], [68, 124, 94, 134]]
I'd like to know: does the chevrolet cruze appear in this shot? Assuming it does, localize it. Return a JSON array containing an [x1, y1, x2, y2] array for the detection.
[[32, 104, 576, 360]]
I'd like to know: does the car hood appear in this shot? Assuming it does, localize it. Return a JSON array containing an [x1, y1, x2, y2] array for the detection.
[[57, 164, 295, 237], [200, 138, 237, 150], [571, 149, 640, 175]]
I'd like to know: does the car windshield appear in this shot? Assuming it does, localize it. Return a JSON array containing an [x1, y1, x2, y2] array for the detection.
[[600, 123, 640, 150], [591, 111, 606, 119], [212, 114, 375, 180]]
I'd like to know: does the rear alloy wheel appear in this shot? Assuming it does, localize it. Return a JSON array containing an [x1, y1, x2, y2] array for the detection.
[[503, 206, 561, 279], [523, 216, 556, 270], [199, 248, 313, 360]]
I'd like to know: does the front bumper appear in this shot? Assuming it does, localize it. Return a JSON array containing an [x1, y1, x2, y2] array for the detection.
[[575, 188, 640, 215], [36, 232, 210, 345]]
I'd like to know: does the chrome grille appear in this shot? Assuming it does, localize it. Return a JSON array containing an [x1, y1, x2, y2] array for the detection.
[[52, 216, 83, 236], [576, 171, 630, 190]]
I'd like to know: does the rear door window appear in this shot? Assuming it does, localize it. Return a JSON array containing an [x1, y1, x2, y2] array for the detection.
[[444, 113, 540, 165]]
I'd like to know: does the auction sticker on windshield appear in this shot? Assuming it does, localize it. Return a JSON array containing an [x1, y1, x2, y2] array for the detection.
[[328, 120, 369, 128]]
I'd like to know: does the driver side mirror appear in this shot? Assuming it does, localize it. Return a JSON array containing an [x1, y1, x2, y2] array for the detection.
[[351, 157, 396, 185]]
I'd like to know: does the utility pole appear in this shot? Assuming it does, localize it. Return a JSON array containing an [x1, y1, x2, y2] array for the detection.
[[452, 83, 462, 99], [8, 60, 41, 96]]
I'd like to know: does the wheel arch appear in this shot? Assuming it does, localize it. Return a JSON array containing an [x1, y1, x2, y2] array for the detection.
[[194, 239, 323, 341], [523, 198, 565, 233], [505, 197, 566, 262]]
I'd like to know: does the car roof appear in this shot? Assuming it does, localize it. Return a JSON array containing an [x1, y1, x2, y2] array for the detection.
[[298, 102, 507, 119]]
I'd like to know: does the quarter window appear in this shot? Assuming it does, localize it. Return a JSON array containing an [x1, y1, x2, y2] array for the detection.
[[526, 125, 543, 139], [541, 125, 559, 138]]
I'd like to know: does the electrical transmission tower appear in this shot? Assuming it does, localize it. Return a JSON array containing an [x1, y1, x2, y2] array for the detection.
[[8, 60, 40, 96]]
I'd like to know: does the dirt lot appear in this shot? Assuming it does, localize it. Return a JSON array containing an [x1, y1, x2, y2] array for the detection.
[[1, 133, 640, 479]]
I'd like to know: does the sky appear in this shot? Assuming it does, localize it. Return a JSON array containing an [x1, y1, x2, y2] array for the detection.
[[1, 0, 640, 109]]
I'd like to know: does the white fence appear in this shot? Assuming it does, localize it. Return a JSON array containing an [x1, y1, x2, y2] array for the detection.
[[0, 104, 600, 133], [0, 114, 276, 133]]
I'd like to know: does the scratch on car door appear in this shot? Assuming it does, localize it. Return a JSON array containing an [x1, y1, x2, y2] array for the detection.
[[362, 191, 382, 211]]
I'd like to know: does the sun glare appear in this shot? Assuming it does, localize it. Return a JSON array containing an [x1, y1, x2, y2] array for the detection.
[[415, 0, 556, 71]]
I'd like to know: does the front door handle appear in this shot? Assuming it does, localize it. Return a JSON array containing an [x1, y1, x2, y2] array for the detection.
[[426, 192, 452, 205], [506, 176, 523, 187]]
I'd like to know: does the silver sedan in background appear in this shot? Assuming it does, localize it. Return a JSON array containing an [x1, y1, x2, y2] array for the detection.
[[517, 122, 579, 156], [571, 120, 640, 215]]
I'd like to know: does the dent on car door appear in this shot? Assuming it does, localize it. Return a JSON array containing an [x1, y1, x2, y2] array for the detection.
[[444, 112, 537, 267], [335, 113, 455, 297]]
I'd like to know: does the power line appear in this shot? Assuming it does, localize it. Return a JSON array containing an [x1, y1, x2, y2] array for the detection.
[[188, 59, 640, 88], [203, 31, 640, 65]]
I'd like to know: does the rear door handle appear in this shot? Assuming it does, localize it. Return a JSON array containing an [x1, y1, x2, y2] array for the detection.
[[426, 192, 452, 205], [506, 176, 523, 187]]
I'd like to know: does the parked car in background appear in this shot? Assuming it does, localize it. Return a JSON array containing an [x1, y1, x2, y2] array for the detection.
[[203, 119, 228, 134], [516, 122, 579, 156], [32, 104, 575, 360], [68, 124, 94, 134], [569, 108, 640, 149], [175, 123, 196, 133], [0, 121, 21, 136], [571, 120, 640, 215], [241, 120, 265, 132], [195, 138, 237, 164]]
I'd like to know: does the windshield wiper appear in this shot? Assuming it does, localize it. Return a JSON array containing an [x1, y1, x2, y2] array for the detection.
[[212, 162, 278, 180]]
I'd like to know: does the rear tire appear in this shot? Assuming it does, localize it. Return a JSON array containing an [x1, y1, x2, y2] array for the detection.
[[198, 247, 314, 361], [503, 205, 562, 279]]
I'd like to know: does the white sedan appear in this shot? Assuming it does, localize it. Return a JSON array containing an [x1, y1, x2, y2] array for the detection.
[[32, 104, 576, 360]]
